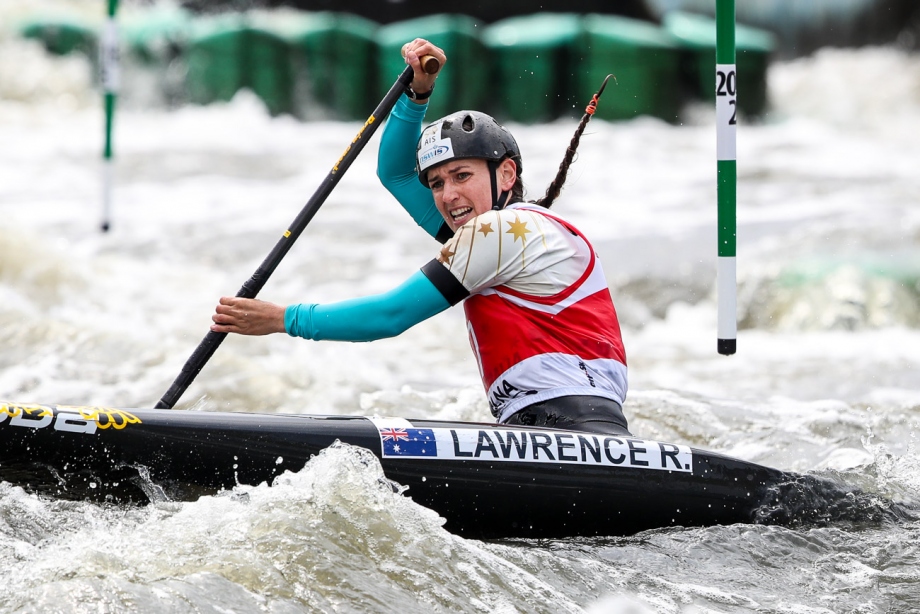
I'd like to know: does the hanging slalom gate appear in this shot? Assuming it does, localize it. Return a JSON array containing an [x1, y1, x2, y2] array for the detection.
[[100, 0, 119, 233], [715, 0, 738, 355]]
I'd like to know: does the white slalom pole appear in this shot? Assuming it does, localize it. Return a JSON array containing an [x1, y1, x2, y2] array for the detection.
[[716, 0, 737, 355], [100, 0, 119, 232]]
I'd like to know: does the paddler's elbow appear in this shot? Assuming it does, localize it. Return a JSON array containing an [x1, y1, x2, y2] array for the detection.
[[374, 305, 422, 339]]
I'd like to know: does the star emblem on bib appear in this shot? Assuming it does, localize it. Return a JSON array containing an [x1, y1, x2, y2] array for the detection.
[[506, 216, 531, 243], [478, 222, 494, 237], [438, 244, 456, 265]]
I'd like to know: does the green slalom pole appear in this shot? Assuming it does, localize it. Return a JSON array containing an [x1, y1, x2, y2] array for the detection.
[[715, 0, 737, 355], [100, 0, 119, 232]]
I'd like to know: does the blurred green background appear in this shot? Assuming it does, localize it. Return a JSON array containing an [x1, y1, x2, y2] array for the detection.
[[12, 0, 918, 123]]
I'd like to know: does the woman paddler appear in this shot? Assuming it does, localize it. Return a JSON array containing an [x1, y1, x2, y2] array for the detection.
[[211, 39, 631, 435]]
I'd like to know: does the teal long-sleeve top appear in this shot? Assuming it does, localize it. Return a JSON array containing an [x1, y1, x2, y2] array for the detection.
[[284, 95, 459, 342], [375, 96, 455, 243], [285, 269, 450, 341]]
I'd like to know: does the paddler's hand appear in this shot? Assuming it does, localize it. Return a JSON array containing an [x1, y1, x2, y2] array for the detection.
[[211, 297, 286, 336], [401, 38, 446, 104]]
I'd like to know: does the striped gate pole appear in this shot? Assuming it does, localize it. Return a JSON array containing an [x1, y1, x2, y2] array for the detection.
[[100, 0, 120, 232], [715, 0, 737, 355]]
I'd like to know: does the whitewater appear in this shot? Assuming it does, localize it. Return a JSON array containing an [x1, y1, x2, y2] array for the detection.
[[2, 4, 920, 612]]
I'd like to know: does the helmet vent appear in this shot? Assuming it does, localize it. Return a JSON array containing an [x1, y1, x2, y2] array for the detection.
[[416, 110, 522, 186]]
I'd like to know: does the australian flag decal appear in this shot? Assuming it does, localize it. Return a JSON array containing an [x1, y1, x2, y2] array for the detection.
[[379, 426, 437, 457]]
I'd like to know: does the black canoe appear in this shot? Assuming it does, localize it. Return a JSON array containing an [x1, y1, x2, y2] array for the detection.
[[0, 401, 892, 539]]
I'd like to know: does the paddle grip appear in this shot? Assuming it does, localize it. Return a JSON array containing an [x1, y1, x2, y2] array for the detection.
[[400, 50, 440, 75], [420, 55, 440, 74]]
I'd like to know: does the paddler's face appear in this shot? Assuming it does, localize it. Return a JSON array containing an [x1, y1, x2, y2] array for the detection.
[[427, 158, 516, 232]]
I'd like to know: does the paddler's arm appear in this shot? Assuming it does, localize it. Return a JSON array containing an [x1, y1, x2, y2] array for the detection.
[[211, 266, 467, 342], [285, 270, 451, 341], [377, 97, 452, 242], [376, 47, 453, 244]]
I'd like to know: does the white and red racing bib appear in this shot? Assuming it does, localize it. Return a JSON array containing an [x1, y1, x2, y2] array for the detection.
[[434, 203, 627, 421]]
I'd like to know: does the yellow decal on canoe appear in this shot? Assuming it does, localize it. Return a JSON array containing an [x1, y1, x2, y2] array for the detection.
[[1, 401, 141, 431], [59, 405, 142, 429], [0, 402, 52, 420]]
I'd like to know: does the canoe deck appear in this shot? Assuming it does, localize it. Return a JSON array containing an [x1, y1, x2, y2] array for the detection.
[[0, 402, 898, 539]]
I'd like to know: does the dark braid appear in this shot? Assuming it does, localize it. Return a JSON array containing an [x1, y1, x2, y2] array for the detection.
[[535, 75, 615, 209]]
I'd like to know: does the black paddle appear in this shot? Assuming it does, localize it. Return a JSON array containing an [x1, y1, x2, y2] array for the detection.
[[155, 58, 439, 409]]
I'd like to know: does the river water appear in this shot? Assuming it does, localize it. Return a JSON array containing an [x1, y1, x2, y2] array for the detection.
[[2, 4, 920, 612]]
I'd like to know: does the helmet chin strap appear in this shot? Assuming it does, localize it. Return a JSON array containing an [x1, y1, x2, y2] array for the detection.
[[488, 160, 511, 211]]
